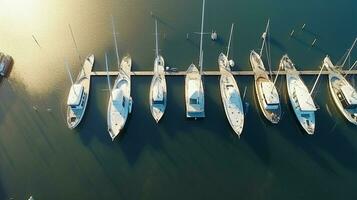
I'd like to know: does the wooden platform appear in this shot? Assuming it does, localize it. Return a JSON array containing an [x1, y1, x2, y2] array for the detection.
[[91, 69, 357, 76]]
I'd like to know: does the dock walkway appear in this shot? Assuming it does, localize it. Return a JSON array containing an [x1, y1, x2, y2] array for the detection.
[[91, 69, 357, 76]]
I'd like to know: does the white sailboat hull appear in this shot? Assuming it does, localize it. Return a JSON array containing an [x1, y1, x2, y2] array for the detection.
[[282, 55, 316, 134], [250, 51, 281, 124], [107, 56, 132, 140], [185, 64, 205, 118], [150, 56, 167, 123], [220, 72, 244, 136], [66, 54, 95, 129], [218, 53, 244, 136], [328, 73, 357, 125], [286, 74, 316, 134], [324, 57, 357, 125]]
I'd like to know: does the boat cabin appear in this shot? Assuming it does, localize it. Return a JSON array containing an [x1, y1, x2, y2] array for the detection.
[[260, 82, 279, 110], [338, 84, 357, 109], [188, 79, 201, 105], [293, 86, 317, 112], [112, 89, 126, 108], [152, 83, 164, 104], [67, 84, 84, 109]]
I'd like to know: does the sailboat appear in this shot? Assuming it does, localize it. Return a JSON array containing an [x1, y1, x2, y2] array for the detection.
[[66, 55, 95, 129], [149, 19, 167, 123], [107, 17, 133, 140], [250, 19, 281, 124], [185, 0, 205, 119], [324, 37, 357, 125], [281, 55, 317, 134], [66, 24, 95, 129], [219, 23, 244, 136]]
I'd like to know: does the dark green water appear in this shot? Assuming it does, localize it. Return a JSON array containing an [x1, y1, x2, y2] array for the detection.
[[0, 0, 357, 199]]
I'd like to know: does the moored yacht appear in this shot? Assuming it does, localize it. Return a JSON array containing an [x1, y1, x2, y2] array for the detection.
[[250, 20, 281, 124], [219, 53, 244, 136], [324, 56, 357, 125], [107, 17, 133, 140], [66, 55, 95, 129], [150, 19, 167, 123], [281, 55, 317, 134], [218, 23, 244, 136], [185, 64, 205, 118], [185, 0, 206, 119], [250, 50, 281, 123], [107, 55, 133, 140]]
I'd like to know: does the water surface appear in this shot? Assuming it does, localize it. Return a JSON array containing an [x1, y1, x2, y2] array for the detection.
[[0, 0, 357, 199]]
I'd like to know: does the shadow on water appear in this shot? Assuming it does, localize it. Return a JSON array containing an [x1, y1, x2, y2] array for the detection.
[[0, 79, 57, 168], [303, 27, 320, 38], [214, 36, 226, 46], [290, 36, 330, 56], [78, 77, 112, 146], [119, 76, 166, 166], [270, 36, 287, 53], [0, 179, 7, 200], [278, 77, 357, 173], [152, 14, 177, 31], [243, 79, 271, 165]]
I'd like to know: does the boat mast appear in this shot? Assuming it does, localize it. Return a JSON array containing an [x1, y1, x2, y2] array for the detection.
[[65, 59, 74, 85], [111, 15, 120, 69], [226, 23, 234, 59], [310, 64, 325, 96], [105, 53, 113, 101], [68, 24, 82, 64], [341, 37, 357, 68], [65, 59, 77, 96], [155, 19, 159, 58], [259, 19, 270, 57], [273, 59, 282, 86], [199, 0, 205, 75]]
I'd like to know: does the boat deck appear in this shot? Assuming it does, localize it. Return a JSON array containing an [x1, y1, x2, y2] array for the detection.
[[91, 69, 357, 76]]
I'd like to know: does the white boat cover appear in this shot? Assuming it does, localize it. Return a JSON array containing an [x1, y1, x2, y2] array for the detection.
[[188, 79, 200, 103], [294, 83, 317, 111], [112, 88, 124, 106], [153, 80, 164, 101], [226, 86, 238, 103], [340, 84, 357, 106], [67, 84, 84, 106], [260, 82, 279, 105]]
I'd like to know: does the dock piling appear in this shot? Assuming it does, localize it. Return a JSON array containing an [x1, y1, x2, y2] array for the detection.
[[311, 38, 317, 46], [302, 23, 306, 30]]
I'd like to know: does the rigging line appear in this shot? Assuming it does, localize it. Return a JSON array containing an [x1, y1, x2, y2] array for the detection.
[[267, 25, 273, 79], [310, 64, 325, 96], [68, 24, 82, 64], [64, 59, 74, 86], [155, 19, 159, 58], [64, 59, 77, 96], [265, 36, 272, 79], [111, 15, 120, 69], [199, 0, 206, 73], [226, 23, 234, 58], [105, 53, 113, 101], [259, 19, 270, 57], [341, 37, 357, 69], [344, 59, 357, 78]]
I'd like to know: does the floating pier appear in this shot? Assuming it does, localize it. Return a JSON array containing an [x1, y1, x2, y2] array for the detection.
[[91, 69, 357, 76]]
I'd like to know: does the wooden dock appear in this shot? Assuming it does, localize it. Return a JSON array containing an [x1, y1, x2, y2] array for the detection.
[[91, 69, 357, 76]]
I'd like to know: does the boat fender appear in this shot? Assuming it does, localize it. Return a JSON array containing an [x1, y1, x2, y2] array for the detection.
[[229, 60, 235, 67]]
